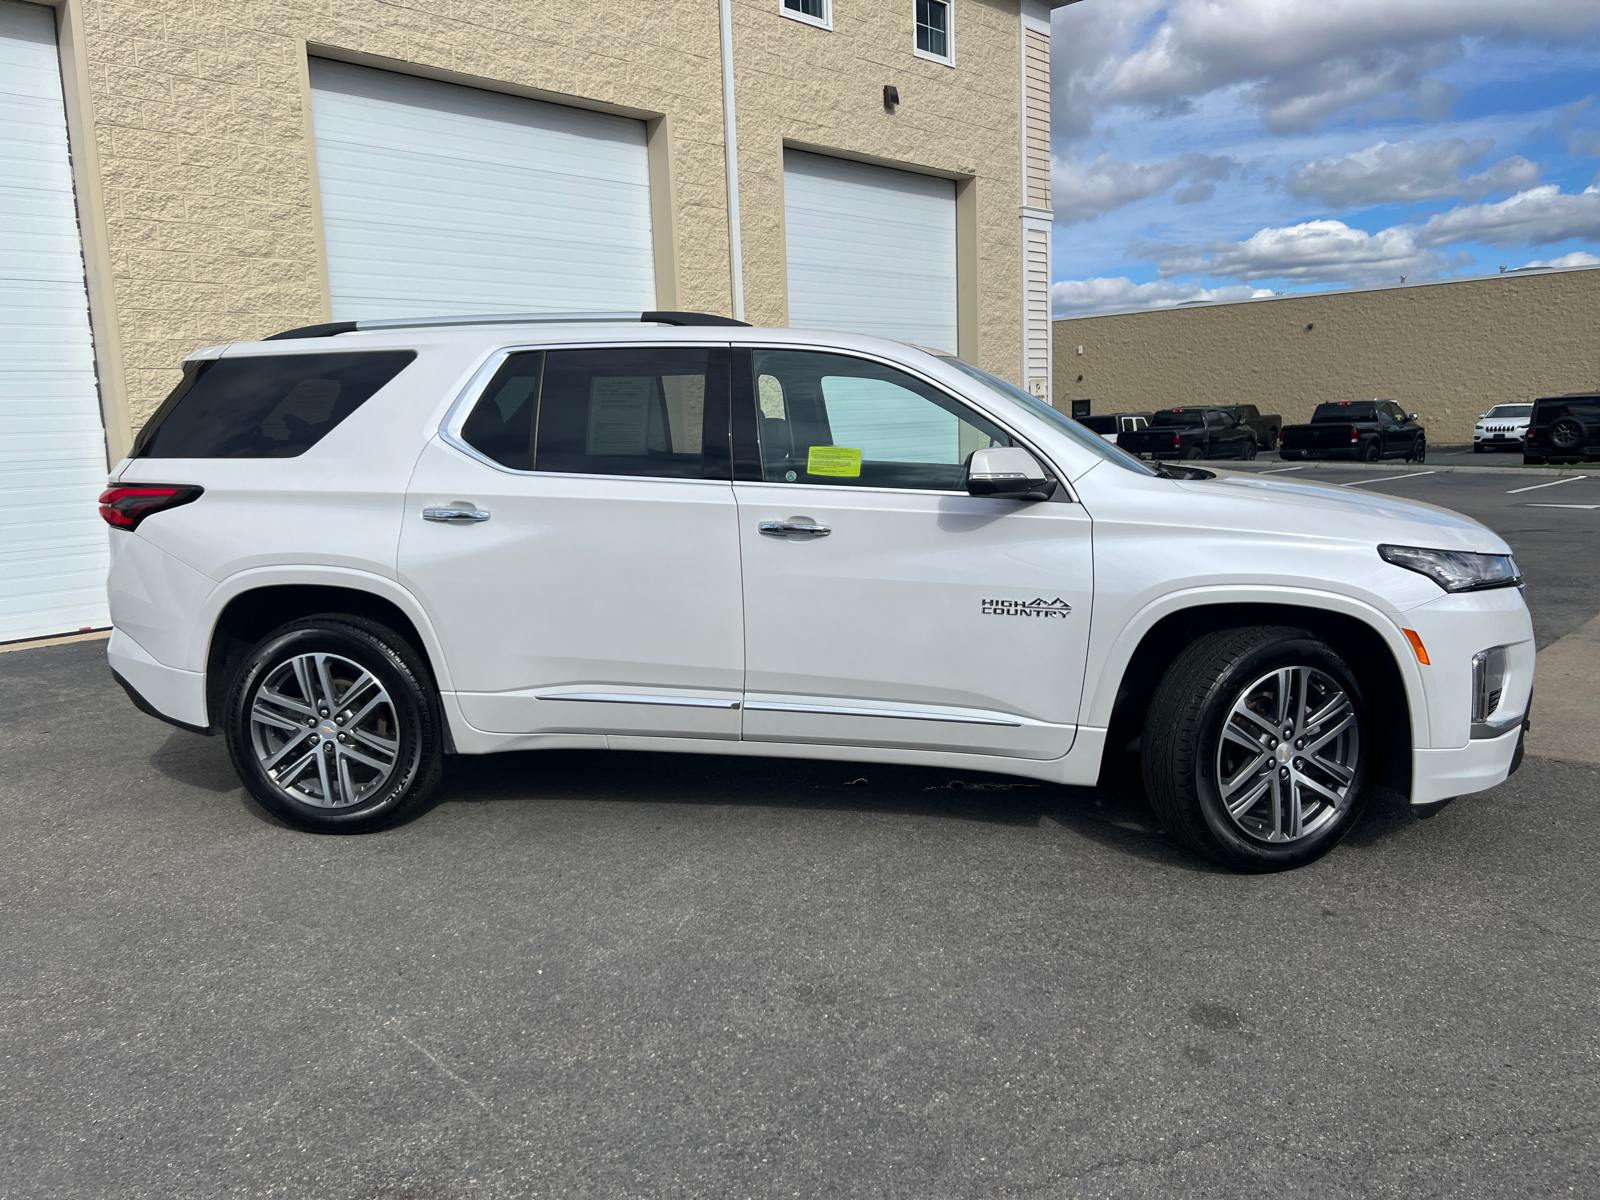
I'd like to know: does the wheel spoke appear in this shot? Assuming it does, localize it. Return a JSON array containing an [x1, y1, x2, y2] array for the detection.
[[343, 691, 388, 730], [257, 686, 314, 717], [315, 749, 337, 806], [1227, 705, 1279, 742], [1309, 755, 1355, 785], [250, 704, 303, 734], [1304, 712, 1356, 757], [339, 742, 391, 773], [338, 754, 359, 806], [275, 746, 318, 787], [1220, 749, 1270, 799], [1297, 773, 1347, 808], [1285, 780, 1304, 839], [262, 728, 313, 770], [335, 669, 378, 713], [314, 655, 339, 715], [1226, 773, 1271, 817], [290, 656, 318, 711], [1303, 692, 1350, 732], [348, 726, 397, 759]]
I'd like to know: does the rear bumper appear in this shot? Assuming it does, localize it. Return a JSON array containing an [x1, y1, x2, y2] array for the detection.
[[107, 627, 210, 733], [1283, 447, 1361, 459], [1410, 725, 1522, 805]]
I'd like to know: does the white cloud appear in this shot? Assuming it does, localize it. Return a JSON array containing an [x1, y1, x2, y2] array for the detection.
[[1052, 152, 1235, 224], [1519, 251, 1600, 268], [1052, 277, 1273, 318], [1144, 220, 1457, 286], [1417, 185, 1600, 246], [1287, 140, 1539, 208], [1054, 0, 1600, 139]]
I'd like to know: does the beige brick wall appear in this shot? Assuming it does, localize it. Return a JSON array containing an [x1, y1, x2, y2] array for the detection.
[[72, 0, 1030, 431], [1051, 268, 1600, 443]]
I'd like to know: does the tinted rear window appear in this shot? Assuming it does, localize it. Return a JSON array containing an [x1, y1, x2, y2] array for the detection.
[[1311, 402, 1376, 422], [136, 352, 416, 458], [1152, 410, 1205, 427], [1077, 415, 1117, 433], [1534, 397, 1600, 422]]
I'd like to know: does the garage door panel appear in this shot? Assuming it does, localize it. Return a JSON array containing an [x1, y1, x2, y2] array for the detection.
[[0, 0, 110, 643], [310, 59, 655, 321], [784, 149, 958, 354]]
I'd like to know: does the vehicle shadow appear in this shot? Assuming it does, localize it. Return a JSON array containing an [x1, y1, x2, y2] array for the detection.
[[145, 730, 1429, 870]]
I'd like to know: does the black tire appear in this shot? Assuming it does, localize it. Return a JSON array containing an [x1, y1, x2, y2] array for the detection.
[[225, 616, 445, 833], [1265, 428, 1279, 451], [1184, 444, 1206, 460], [1473, 444, 1485, 454], [1141, 626, 1369, 872], [1549, 418, 1585, 452], [1408, 436, 1426, 463], [1362, 440, 1381, 462], [1241, 439, 1258, 461], [1524, 453, 1546, 465]]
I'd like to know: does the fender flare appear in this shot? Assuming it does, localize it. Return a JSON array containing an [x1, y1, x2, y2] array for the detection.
[[190, 565, 456, 692], [1082, 583, 1431, 749]]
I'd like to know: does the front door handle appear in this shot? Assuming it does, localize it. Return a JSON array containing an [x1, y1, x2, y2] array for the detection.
[[423, 506, 491, 524], [759, 520, 830, 537]]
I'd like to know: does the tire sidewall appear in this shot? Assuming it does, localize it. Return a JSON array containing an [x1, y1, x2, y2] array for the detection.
[[1189, 636, 1369, 870], [226, 622, 432, 832]]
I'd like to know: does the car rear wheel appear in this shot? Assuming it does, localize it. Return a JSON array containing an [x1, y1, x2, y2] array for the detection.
[[1184, 445, 1206, 460], [1362, 440, 1381, 462], [225, 616, 445, 833], [1142, 626, 1368, 872]]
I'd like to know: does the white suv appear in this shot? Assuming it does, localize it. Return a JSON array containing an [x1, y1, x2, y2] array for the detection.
[[1473, 403, 1533, 452], [102, 312, 1533, 871]]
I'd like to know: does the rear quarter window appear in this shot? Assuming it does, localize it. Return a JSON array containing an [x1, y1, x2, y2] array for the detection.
[[135, 351, 416, 458], [1535, 398, 1600, 423]]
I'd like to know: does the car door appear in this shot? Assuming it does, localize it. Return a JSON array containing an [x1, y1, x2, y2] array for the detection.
[[731, 346, 1093, 760], [1381, 403, 1408, 457], [398, 344, 745, 739]]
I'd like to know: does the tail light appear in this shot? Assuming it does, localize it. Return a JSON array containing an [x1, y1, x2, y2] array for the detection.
[[1173, 433, 1182, 448], [98, 485, 203, 530], [1350, 426, 1360, 443]]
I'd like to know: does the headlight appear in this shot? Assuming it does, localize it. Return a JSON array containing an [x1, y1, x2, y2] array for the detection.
[[1378, 544, 1522, 592]]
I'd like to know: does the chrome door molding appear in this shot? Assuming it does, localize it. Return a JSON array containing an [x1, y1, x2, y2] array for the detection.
[[742, 699, 1023, 727], [538, 692, 742, 710]]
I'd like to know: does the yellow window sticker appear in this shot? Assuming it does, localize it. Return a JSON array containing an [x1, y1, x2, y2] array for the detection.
[[806, 446, 863, 477]]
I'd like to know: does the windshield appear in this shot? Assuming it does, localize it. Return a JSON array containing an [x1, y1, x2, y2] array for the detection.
[[1484, 405, 1532, 419], [1312, 402, 1377, 422], [1151, 410, 1205, 427], [939, 358, 1157, 475]]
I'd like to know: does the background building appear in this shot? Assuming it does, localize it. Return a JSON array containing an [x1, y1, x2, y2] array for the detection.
[[1, 0, 1068, 643], [1051, 265, 1600, 442]]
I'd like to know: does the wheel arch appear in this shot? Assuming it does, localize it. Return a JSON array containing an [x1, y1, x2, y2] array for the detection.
[[201, 572, 450, 732], [1093, 598, 1418, 797]]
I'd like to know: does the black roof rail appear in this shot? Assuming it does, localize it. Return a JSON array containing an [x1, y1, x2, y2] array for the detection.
[[262, 311, 750, 341]]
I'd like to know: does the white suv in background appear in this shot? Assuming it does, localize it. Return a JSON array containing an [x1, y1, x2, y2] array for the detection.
[[1474, 403, 1533, 452], [103, 312, 1533, 872]]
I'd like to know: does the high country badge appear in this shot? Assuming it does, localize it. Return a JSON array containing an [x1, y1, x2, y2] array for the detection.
[[981, 597, 1072, 618]]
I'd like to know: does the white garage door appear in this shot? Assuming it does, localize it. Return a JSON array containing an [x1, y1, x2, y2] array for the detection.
[[784, 150, 958, 354], [309, 60, 656, 321], [0, 0, 109, 644]]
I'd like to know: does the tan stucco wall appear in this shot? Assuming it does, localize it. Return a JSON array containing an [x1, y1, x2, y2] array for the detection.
[[69, 0, 1029, 432], [1052, 268, 1600, 443]]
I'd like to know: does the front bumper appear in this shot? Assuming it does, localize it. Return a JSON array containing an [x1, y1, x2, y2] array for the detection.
[[1411, 725, 1523, 805]]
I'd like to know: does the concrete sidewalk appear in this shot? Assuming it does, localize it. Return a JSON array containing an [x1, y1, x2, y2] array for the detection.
[[1526, 612, 1600, 768]]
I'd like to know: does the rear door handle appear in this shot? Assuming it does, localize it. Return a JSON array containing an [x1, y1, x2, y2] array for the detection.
[[759, 520, 830, 537], [423, 506, 490, 524]]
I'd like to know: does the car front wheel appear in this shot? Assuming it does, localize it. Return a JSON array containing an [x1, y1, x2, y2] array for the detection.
[[225, 617, 445, 833], [1408, 436, 1426, 463], [1142, 626, 1368, 872]]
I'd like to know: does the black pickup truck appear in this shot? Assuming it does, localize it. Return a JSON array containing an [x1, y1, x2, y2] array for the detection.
[[1118, 407, 1258, 460], [1279, 400, 1426, 462], [1215, 404, 1283, 451]]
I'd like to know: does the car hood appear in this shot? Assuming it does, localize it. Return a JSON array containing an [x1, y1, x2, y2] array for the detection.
[[1173, 469, 1512, 555]]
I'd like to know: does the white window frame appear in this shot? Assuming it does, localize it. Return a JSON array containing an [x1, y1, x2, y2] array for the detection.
[[779, 0, 833, 32], [913, 0, 955, 66]]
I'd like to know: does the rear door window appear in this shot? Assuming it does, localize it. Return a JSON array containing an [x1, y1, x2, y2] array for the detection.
[[135, 351, 416, 458], [462, 347, 731, 479]]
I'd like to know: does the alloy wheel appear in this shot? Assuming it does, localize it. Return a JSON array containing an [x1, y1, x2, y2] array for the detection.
[[1214, 665, 1360, 843], [248, 652, 400, 808]]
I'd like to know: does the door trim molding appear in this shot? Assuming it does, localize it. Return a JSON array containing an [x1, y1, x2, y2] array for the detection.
[[539, 692, 742, 710], [743, 700, 1022, 727]]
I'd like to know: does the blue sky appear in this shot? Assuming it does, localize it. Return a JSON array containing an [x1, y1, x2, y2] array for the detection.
[[1048, 1, 1600, 316]]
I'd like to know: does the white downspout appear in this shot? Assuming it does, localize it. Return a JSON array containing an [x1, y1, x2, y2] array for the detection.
[[718, 0, 746, 321]]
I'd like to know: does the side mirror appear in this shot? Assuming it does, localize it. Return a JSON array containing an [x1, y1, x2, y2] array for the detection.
[[1409, 413, 1419, 421], [967, 446, 1057, 501]]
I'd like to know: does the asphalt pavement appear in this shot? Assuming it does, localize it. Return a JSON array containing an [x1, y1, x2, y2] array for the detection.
[[2, 470, 1597, 1199]]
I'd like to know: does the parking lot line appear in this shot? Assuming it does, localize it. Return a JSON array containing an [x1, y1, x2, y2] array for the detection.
[[1338, 471, 1435, 487], [1507, 476, 1585, 494], [1259, 466, 1303, 473], [1525, 503, 1600, 509]]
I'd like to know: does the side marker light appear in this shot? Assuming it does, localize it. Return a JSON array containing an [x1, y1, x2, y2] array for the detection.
[[1402, 629, 1430, 665]]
